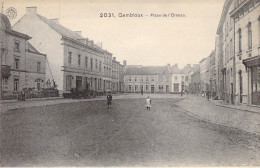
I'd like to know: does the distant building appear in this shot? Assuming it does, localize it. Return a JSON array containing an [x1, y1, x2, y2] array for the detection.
[[111, 57, 120, 93], [190, 64, 200, 93], [124, 64, 172, 93], [0, 13, 46, 98], [171, 64, 185, 93], [199, 57, 210, 93]]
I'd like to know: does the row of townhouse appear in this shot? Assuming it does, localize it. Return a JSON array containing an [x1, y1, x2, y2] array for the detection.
[[188, 0, 260, 106], [123, 63, 186, 94], [217, 0, 260, 105], [0, 13, 46, 99], [12, 7, 124, 95]]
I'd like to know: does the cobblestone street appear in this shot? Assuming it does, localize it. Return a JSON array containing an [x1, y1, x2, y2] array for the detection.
[[1, 95, 259, 166]]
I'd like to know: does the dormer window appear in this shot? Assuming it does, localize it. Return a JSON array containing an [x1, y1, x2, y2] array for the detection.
[[14, 41, 20, 52]]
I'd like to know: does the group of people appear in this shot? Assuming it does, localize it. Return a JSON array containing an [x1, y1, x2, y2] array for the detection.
[[106, 92, 152, 110]]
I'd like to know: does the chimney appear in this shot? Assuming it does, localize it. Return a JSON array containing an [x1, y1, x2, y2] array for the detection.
[[175, 63, 178, 67], [85, 38, 89, 45], [26, 7, 37, 14], [96, 42, 102, 49], [90, 40, 94, 47], [123, 60, 127, 66], [50, 18, 59, 24], [167, 63, 170, 67], [74, 31, 82, 36], [113, 57, 116, 61]]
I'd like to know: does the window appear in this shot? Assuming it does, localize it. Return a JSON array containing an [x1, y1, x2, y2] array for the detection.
[[146, 77, 149, 81], [175, 76, 178, 80], [99, 61, 101, 72], [37, 62, 41, 72], [14, 42, 20, 52], [141, 78, 143, 82], [36, 79, 41, 90], [159, 85, 163, 90], [151, 77, 154, 81], [135, 85, 138, 91], [135, 77, 137, 81], [146, 85, 149, 91], [129, 77, 131, 81], [159, 76, 163, 82], [182, 76, 184, 81], [85, 57, 88, 68], [166, 76, 169, 82], [78, 55, 81, 66], [238, 28, 242, 53], [90, 58, 93, 70], [248, 22, 252, 50], [230, 39, 233, 57], [68, 52, 72, 65], [66, 75, 73, 91], [95, 59, 98, 69], [128, 85, 132, 91], [14, 78, 19, 91], [14, 58, 19, 69]]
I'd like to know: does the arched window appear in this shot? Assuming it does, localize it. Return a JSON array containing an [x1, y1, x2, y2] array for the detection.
[[238, 28, 242, 53], [248, 22, 252, 50]]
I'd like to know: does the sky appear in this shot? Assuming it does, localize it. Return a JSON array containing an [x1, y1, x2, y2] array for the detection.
[[2, 0, 225, 68]]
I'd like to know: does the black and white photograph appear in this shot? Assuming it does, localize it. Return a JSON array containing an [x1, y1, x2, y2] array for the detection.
[[0, 0, 260, 167]]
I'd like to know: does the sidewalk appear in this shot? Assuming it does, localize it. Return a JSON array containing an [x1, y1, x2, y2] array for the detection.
[[210, 99, 260, 114], [176, 95, 260, 135]]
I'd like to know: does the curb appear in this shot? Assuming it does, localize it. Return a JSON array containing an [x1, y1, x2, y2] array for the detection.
[[215, 104, 260, 114], [209, 99, 260, 114]]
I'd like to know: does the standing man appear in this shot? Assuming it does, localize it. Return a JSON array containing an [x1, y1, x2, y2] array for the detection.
[[107, 91, 113, 109], [206, 90, 210, 101]]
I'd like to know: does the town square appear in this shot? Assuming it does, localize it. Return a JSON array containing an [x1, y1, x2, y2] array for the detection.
[[0, 0, 260, 167]]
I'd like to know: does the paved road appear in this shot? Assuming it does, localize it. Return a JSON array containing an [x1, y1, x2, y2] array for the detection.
[[0, 97, 260, 166]]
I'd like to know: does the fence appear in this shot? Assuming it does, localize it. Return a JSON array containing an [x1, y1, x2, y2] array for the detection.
[[2, 89, 59, 100]]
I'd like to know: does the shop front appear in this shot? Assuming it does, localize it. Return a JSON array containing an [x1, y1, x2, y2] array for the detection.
[[243, 56, 260, 105]]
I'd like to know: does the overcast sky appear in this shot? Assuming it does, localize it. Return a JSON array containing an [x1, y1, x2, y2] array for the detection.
[[3, 0, 225, 68]]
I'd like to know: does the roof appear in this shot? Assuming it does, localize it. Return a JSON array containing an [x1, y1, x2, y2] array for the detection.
[[216, 0, 233, 35], [36, 14, 83, 40], [125, 65, 172, 75], [172, 66, 182, 74], [27, 42, 46, 56]]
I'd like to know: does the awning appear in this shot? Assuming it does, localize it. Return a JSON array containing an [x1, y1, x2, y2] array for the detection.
[[243, 55, 260, 67]]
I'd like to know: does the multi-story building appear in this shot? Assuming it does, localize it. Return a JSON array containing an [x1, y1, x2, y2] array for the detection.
[[13, 7, 117, 94], [0, 13, 46, 99], [111, 57, 120, 93], [230, 0, 260, 105], [124, 64, 172, 93], [190, 64, 200, 93], [182, 64, 193, 92], [215, 34, 224, 99], [118, 63, 125, 92], [199, 57, 210, 93], [171, 64, 185, 93], [216, 0, 236, 104], [209, 51, 216, 93]]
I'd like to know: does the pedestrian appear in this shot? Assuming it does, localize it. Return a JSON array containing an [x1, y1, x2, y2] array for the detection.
[[107, 91, 112, 109], [141, 88, 143, 95], [206, 90, 210, 101], [145, 96, 151, 110]]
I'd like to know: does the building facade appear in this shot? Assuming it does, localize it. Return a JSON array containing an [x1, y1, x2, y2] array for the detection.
[[124, 65, 172, 93], [13, 7, 122, 94], [0, 13, 46, 99], [230, 0, 260, 105]]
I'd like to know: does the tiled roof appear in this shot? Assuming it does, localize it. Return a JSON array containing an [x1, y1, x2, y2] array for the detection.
[[125, 66, 171, 75], [36, 14, 83, 40]]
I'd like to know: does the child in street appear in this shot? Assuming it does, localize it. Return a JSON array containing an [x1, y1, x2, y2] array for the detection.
[[145, 96, 151, 110]]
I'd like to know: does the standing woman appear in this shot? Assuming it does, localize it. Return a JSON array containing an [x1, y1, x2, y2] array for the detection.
[[145, 96, 151, 110]]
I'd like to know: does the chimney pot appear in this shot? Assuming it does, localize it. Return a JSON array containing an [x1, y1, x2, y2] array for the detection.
[[123, 60, 127, 66]]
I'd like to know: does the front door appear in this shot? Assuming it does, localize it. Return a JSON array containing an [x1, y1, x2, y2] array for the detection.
[[231, 83, 234, 104], [76, 76, 82, 89], [239, 71, 242, 103], [174, 84, 179, 93], [151, 85, 154, 93], [166, 85, 169, 93]]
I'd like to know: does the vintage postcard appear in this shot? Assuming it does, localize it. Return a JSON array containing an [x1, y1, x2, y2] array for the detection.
[[0, 0, 260, 167]]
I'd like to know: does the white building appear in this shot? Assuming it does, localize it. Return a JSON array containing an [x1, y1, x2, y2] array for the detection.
[[13, 7, 115, 94]]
